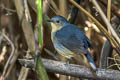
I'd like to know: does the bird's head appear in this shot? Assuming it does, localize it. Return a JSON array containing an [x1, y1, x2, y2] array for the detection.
[[48, 16, 68, 33]]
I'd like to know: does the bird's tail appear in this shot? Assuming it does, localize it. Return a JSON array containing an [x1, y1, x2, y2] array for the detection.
[[85, 50, 97, 71]]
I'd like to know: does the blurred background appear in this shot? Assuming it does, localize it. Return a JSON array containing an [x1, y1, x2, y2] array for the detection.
[[0, 0, 120, 80]]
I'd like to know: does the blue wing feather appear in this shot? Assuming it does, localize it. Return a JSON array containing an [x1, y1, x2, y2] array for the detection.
[[54, 23, 91, 54]]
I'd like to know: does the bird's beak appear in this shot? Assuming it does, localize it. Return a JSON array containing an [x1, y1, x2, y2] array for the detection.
[[47, 19, 53, 22]]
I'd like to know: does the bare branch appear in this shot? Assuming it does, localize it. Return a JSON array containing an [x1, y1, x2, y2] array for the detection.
[[18, 50, 31, 80], [91, 0, 120, 45], [19, 58, 120, 80], [1, 34, 15, 77], [107, 0, 111, 22]]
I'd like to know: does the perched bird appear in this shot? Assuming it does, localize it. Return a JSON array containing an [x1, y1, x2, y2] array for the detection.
[[48, 16, 97, 71]]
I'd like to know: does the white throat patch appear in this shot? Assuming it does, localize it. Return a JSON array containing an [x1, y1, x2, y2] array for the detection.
[[51, 23, 62, 33]]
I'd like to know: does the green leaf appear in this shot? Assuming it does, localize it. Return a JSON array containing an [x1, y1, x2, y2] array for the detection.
[[35, 0, 49, 80], [36, 0, 43, 45]]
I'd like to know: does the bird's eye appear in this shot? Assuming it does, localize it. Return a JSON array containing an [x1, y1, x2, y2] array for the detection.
[[56, 20, 60, 23]]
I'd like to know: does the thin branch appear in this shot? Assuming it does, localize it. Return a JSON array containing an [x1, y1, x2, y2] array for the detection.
[[107, 0, 111, 33], [0, 46, 7, 63], [4, 48, 19, 79], [50, 0, 59, 14], [114, 54, 120, 70], [18, 67, 29, 80], [4, 35, 20, 80], [107, 64, 120, 69], [0, 30, 6, 63], [0, 4, 16, 12], [13, 0, 36, 53], [91, 0, 120, 46], [98, 0, 120, 17], [107, 0, 111, 22], [18, 50, 31, 80], [50, 0, 58, 11], [107, 57, 120, 63], [59, 0, 68, 17], [69, 0, 120, 53], [19, 58, 120, 80], [1, 34, 15, 77], [44, 48, 60, 60]]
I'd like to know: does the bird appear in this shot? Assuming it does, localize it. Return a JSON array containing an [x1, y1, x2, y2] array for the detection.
[[48, 16, 97, 71]]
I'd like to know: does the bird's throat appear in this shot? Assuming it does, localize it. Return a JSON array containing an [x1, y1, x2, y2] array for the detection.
[[51, 23, 63, 33], [51, 23, 58, 33]]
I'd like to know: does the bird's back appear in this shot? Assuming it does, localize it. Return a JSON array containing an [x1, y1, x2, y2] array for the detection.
[[53, 23, 92, 54]]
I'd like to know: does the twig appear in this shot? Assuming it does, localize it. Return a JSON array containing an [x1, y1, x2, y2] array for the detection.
[[107, 0, 111, 22], [49, 0, 59, 14], [107, 64, 120, 69], [4, 35, 19, 80], [18, 50, 31, 80], [13, 0, 36, 53], [59, 0, 68, 17], [1, 34, 15, 78], [19, 58, 120, 80], [0, 4, 16, 12], [4, 48, 19, 79], [24, 0, 32, 22], [107, 57, 120, 63], [107, 0, 111, 33], [0, 30, 4, 45], [107, 56, 120, 69], [91, 0, 120, 46], [18, 67, 29, 80], [50, 0, 59, 11], [0, 46, 7, 63], [0, 30, 6, 63], [69, 0, 120, 53], [114, 54, 120, 70], [44, 48, 60, 60], [98, 0, 120, 17]]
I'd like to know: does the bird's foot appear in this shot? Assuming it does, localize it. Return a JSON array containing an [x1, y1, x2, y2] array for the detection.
[[65, 61, 70, 66], [90, 68, 98, 74]]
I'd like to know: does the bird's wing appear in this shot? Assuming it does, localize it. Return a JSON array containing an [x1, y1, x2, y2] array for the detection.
[[55, 24, 90, 54]]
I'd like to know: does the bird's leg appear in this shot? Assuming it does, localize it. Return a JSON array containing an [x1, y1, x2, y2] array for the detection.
[[54, 50, 57, 55], [91, 67, 98, 73], [44, 49, 60, 60], [65, 60, 70, 66], [53, 50, 60, 61], [66, 60, 70, 64]]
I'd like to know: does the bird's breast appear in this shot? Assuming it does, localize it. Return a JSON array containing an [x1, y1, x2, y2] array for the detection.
[[52, 38, 76, 59]]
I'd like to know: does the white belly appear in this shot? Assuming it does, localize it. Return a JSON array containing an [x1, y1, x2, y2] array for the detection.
[[53, 41, 75, 59]]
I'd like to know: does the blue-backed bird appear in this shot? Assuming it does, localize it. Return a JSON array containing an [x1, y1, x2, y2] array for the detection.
[[48, 16, 97, 71]]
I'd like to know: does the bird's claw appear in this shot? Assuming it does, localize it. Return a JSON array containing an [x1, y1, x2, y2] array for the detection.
[[65, 61, 70, 66]]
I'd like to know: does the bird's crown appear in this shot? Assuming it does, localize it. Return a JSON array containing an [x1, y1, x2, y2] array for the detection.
[[48, 16, 68, 33], [48, 16, 68, 23]]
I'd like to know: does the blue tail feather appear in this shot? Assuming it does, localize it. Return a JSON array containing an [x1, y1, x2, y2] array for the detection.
[[85, 50, 97, 71]]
